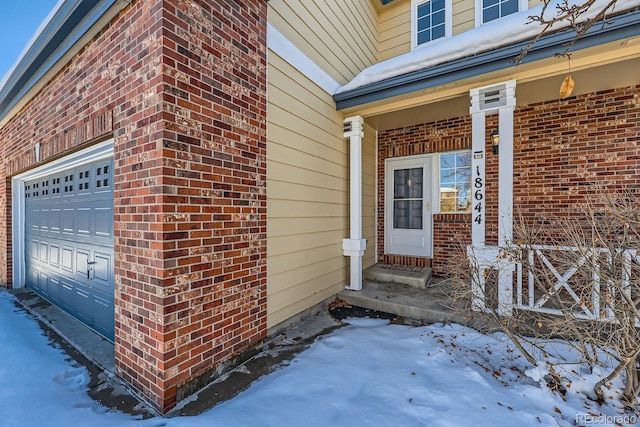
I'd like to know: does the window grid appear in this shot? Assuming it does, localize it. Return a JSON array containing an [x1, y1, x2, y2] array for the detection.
[[439, 152, 471, 213], [416, 0, 446, 46], [482, 0, 519, 23]]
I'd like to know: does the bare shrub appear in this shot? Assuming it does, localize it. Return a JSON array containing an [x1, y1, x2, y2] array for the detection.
[[446, 189, 640, 407]]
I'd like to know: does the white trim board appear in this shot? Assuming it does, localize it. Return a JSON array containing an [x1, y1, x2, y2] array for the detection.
[[11, 139, 114, 288], [267, 23, 341, 96]]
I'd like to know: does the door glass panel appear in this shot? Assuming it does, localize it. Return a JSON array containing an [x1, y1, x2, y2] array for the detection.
[[393, 168, 423, 229]]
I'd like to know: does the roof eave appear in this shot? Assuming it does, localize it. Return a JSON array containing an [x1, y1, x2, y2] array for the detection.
[[334, 8, 640, 110], [0, 0, 120, 125]]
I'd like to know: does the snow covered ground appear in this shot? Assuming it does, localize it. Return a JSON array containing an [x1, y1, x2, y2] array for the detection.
[[0, 290, 637, 427]]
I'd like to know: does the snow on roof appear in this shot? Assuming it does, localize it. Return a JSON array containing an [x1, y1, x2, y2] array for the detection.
[[336, 0, 640, 94]]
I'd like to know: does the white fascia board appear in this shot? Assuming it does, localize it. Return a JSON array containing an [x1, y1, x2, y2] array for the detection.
[[267, 23, 341, 96]]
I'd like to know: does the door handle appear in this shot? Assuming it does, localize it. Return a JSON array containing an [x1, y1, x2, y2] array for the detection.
[[426, 201, 430, 212], [87, 261, 97, 279]]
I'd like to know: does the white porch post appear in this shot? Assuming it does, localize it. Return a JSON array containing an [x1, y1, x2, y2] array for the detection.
[[343, 116, 367, 291], [469, 99, 486, 247], [469, 89, 488, 311], [498, 102, 515, 246], [468, 80, 516, 315], [497, 84, 516, 316]]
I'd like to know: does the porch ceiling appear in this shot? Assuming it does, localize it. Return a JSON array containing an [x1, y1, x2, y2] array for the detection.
[[362, 42, 640, 131]]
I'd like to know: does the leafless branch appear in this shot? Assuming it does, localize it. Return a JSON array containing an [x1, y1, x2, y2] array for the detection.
[[513, 0, 619, 65]]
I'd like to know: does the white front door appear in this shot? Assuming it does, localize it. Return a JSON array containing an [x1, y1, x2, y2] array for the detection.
[[385, 156, 432, 257]]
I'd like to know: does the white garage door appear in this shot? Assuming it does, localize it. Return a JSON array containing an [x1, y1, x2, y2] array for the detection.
[[24, 157, 114, 341]]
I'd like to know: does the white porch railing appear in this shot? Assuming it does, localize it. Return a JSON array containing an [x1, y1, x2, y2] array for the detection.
[[468, 244, 640, 323]]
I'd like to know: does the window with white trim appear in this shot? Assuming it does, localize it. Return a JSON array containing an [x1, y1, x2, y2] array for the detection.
[[439, 151, 471, 213], [411, 0, 452, 50], [476, 0, 528, 26]]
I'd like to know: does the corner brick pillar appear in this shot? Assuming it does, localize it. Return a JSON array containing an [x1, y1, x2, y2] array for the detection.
[[113, 0, 268, 413]]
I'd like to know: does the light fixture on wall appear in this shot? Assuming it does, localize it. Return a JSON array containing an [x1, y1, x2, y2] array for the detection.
[[491, 128, 499, 155]]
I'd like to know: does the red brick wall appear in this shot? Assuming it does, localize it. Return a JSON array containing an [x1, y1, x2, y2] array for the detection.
[[432, 214, 471, 276], [114, 0, 268, 412], [514, 86, 640, 228], [0, 0, 267, 413], [376, 85, 640, 276]]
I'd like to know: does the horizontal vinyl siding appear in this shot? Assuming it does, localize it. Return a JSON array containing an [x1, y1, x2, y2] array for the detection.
[[453, 0, 474, 35], [378, 1, 410, 61], [268, 0, 378, 85], [266, 52, 377, 328], [267, 52, 349, 328]]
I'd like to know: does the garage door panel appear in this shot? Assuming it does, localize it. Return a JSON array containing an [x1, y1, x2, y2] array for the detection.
[[95, 208, 113, 237], [92, 295, 113, 338], [39, 242, 48, 263], [76, 250, 90, 280], [30, 240, 38, 259], [25, 157, 114, 341], [74, 288, 92, 325], [50, 209, 62, 233], [50, 244, 60, 267], [60, 281, 74, 311], [62, 246, 73, 271], [62, 209, 74, 233], [28, 269, 38, 292], [39, 209, 51, 233], [93, 252, 111, 286], [49, 277, 60, 304], [38, 272, 49, 297], [77, 208, 91, 236]]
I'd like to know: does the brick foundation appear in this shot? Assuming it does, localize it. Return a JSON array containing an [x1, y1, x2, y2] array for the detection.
[[0, 0, 267, 413]]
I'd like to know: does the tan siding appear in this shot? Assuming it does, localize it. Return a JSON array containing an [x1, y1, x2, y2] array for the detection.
[[452, 0, 475, 35], [378, 1, 411, 61], [528, 0, 543, 8], [267, 52, 347, 328], [268, 0, 378, 84], [267, 52, 377, 328]]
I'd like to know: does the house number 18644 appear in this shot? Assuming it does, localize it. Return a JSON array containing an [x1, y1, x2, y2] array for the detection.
[[474, 165, 483, 225]]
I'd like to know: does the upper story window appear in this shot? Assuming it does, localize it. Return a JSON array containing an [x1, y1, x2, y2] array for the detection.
[[411, 0, 452, 50], [476, 0, 528, 25]]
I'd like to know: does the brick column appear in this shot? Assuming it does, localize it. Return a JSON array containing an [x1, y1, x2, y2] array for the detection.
[[113, 0, 267, 413]]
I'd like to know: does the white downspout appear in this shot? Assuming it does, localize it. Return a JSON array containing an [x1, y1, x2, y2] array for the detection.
[[342, 116, 366, 291]]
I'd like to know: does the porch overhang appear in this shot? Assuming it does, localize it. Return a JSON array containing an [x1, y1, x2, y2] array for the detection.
[[334, 8, 640, 111]]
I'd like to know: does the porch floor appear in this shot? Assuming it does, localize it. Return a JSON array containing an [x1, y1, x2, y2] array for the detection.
[[338, 278, 475, 326]]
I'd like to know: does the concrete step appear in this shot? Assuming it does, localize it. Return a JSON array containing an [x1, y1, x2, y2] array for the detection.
[[363, 263, 432, 288], [338, 280, 475, 326]]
